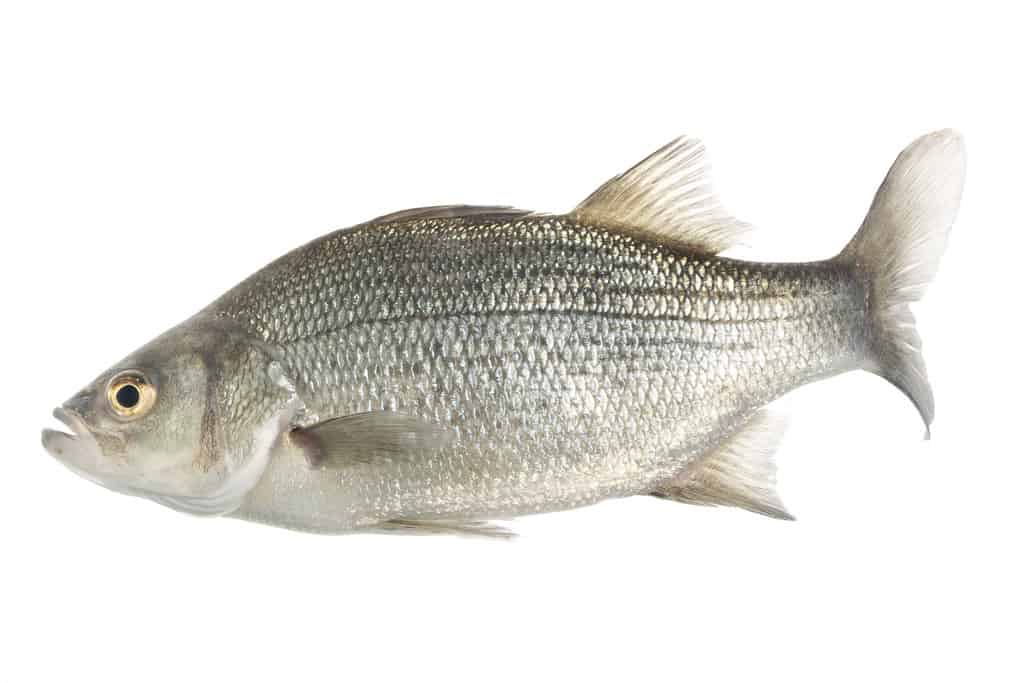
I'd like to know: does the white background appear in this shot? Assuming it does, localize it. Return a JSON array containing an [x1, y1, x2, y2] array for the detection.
[[1, 2, 1020, 681]]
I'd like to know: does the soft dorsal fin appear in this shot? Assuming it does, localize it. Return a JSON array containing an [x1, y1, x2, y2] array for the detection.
[[651, 410, 794, 520], [292, 411, 453, 468], [370, 205, 534, 224], [572, 135, 750, 254]]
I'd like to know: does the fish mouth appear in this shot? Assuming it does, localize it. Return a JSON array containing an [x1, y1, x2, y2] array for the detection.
[[41, 407, 107, 483], [42, 407, 83, 453]]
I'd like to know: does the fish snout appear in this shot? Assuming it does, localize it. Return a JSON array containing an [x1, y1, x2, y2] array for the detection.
[[42, 407, 102, 466]]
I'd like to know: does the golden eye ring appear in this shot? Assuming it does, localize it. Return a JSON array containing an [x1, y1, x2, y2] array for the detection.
[[107, 373, 156, 418]]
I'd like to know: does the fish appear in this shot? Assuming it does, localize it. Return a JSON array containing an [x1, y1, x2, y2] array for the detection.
[[41, 129, 966, 537]]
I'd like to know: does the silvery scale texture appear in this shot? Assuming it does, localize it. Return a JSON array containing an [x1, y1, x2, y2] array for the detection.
[[215, 211, 864, 530]]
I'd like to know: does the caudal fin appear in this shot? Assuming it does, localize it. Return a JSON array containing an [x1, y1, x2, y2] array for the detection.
[[836, 130, 966, 436]]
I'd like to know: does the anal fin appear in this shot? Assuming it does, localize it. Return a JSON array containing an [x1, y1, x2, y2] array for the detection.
[[652, 411, 794, 520]]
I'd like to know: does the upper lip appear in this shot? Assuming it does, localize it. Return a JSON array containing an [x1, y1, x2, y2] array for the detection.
[[49, 407, 80, 439], [41, 406, 114, 489], [41, 407, 90, 457]]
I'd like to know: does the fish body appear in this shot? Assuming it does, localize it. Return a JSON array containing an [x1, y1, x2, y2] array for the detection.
[[42, 131, 966, 536], [220, 216, 864, 530]]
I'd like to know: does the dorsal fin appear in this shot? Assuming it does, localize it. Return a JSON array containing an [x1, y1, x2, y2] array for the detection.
[[370, 205, 534, 224], [572, 135, 750, 254]]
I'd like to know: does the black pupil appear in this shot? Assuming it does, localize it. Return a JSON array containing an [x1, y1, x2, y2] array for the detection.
[[116, 384, 141, 409]]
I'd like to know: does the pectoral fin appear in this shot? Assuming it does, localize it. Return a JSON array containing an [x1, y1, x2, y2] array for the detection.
[[292, 411, 453, 468]]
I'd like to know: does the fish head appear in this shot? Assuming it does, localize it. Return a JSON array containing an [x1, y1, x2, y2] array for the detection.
[[41, 318, 299, 516]]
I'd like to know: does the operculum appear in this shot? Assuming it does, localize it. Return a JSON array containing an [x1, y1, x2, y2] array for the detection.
[[161, 336, 302, 517]]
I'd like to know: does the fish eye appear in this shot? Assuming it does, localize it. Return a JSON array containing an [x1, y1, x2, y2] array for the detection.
[[107, 372, 156, 418]]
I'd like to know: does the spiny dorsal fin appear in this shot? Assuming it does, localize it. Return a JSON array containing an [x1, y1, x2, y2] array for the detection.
[[292, 411, 453, 468], [370, 205, 534, 224], [652, 410, 793, 520], [572, 135, 750, 254]]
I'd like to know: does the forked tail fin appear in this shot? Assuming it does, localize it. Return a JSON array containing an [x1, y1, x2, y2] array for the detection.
[[836, 130, 966, 437]]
